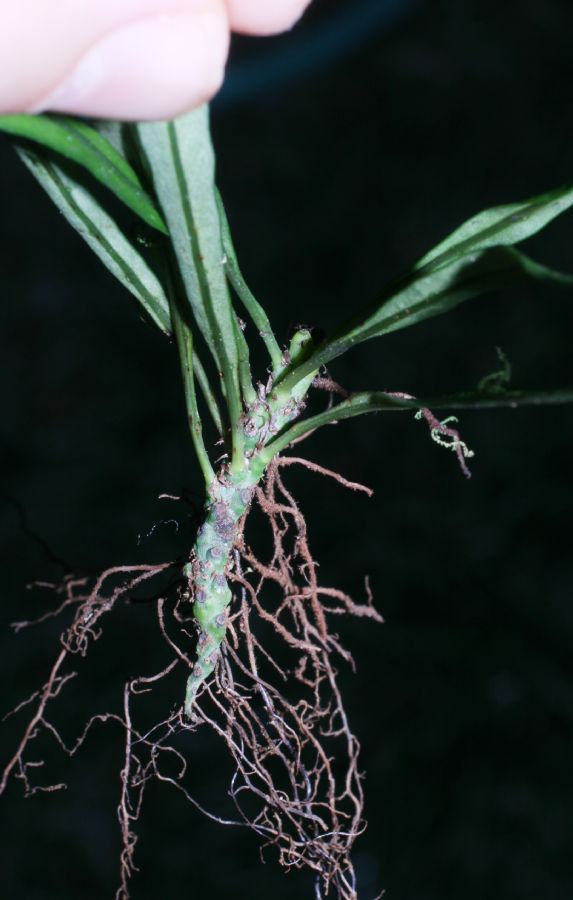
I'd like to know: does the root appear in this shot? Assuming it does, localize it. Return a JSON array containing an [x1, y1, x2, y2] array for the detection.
[[386, 391, 474, 478], [1, 457, 382, 899]]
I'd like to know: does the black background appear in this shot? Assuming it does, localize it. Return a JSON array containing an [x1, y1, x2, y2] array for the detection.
[[1, 1, 573, 898]]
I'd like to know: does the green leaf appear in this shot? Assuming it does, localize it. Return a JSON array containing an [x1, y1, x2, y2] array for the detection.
[[18, 147, 171, 334], [136, 107, 244, 465], [92, 119, 125, 155], [276, 246, 573, 394], [233, 314, 257, 406], [0, 113, 167, 235], [216, 189, 283, 373], [336, 247, 573, 346], [407, 388, 573, 410], [259, 393, 410, 462], [260, 385, 573, 461], [416, 182, 573, 272], [169, 293, 216, 488], [275, 183, 573, 394]]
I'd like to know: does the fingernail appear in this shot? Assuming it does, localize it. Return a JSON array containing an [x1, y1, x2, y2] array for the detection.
[[32, 12, 229, 121]]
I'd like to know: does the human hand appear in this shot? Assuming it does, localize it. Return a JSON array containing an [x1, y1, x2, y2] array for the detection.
[[0, 0, 312, 121]]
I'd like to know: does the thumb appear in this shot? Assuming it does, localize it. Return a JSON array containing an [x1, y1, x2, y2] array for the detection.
[[0, 0, 229, 121]]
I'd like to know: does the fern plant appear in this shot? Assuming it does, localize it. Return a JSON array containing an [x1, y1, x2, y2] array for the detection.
[[0, 107, 572, 898]]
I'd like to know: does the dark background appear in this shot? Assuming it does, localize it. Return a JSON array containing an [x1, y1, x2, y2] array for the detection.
[[1, 0, 573, 897]]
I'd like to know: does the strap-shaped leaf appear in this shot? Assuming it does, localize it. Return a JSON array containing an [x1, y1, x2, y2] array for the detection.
[[169, 292, 216, 487], [260, 385, 573, 462], [215, 188, 283, 373], [416, 182, 573, 272], [19, 147, 171, 334], [334, 247, 573, 346], [275, 184, 573, 394], [136, 107, 244, 455], [277, 245, 573, 394], [0, 113, 167, 235], [92, 119, 125, 155]]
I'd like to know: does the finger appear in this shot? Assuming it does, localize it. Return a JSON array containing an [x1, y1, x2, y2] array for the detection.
[[43, 9, 230, 121], [225, 0, 312, 35], [0, 0, 229, 121]]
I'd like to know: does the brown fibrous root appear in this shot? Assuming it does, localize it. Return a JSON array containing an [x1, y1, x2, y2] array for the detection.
[[1, 456, 382, 900]]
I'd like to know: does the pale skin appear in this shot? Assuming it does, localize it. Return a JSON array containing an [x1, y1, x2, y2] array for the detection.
[[0, 0, 312, 121]]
